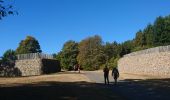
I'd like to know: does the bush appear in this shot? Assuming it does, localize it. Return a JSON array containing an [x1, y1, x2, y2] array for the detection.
[[0, 66, 21, 77], [1, 49, 16, 67]]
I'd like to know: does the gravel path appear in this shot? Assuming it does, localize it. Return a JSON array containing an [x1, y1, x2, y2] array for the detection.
[[83, 71, 109, 83]]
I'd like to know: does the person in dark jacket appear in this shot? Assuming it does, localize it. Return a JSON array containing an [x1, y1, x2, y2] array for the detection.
[[112, 67, 119, 85], [103, 65, 109, 85]]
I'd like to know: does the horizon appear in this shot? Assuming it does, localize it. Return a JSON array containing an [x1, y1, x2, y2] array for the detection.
[[0, 0, 170, 56]]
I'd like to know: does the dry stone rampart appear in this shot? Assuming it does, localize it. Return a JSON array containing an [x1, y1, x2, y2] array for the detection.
[[14, 53, 61, 76], [118, 45, 170, 78], [15, 59, 42, 76]]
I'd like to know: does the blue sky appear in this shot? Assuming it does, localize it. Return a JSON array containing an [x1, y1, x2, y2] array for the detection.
[[0, 0, 170, 56]]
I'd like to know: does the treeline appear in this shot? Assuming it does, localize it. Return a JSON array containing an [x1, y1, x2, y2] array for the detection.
[[57, 15, 170, 70], [57, 35, 123, 70], [133, 15, 170, 51]]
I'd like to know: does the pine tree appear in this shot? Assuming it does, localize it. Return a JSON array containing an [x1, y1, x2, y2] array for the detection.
[[143, 24, 154, 46]]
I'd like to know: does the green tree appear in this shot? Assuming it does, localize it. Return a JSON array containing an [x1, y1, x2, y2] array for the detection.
[[108, 56, 120, 69], [160, 16, 170, 45], [16, 36, 42, 54], [0, 0, 16, 20], [134, 30, 145, 47], [120, 40, 134, 56], [153, 16, 170, 46], [60, 40, 79, 70], [153, 16, 165, 46], [103, 41, 119, 63], [0, 57, 2, 66], [77, 35, 105, 70], [55, 52, 62, 61], [143, 24, 154, 47], [1, 49, 16, 67]]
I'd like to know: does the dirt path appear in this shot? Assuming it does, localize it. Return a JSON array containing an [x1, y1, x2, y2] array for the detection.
[[83, 70, 159, 82]]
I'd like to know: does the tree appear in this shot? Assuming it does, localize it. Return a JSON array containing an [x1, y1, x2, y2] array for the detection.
[[104, 42, 117, 60], [0, 0, 16, 20], [160, 16, 170, 45], [60, 40, 79, 70], [120, 40, 134, 56], [143, 24, 154, 47], [134, 30, 145, 47], [77, 35, 105, 70], [0, 57, 2, 66], [16, 36, 42, 54], [153, 16, 165, 46], [1, 49, 16, 67], [108, 56, 120, 69], [153, 16, 170, 46], [55, 52, 62, 61]]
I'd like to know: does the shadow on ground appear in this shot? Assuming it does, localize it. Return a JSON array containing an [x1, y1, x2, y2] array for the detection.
[[0, 81, 123, 100], [110, 78, 170, 100], [0, 78, 170, 100]]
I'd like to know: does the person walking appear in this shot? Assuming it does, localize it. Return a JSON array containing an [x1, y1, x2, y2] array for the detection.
[[74, 65, 77, 72], [103, 65, 109, 85], [78, 64, 81, 73], [112, 67, 119, 85]]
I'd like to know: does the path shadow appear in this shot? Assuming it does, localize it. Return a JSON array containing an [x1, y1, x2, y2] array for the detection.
[[0, 81, 123, 100], [110, 78, 170, 100], [1, 78, 170, 100]]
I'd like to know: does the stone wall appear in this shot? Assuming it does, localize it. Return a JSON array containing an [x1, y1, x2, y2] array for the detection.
[[15, 59, 42, 76], [118, 45, 170, 78], [15, 59, 61, 76], [124, 45, 170, 57]]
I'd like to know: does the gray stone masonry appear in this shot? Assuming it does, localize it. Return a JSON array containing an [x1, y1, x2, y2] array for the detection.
[[15, 59, 42, 76], [118, 45, 170, 78]]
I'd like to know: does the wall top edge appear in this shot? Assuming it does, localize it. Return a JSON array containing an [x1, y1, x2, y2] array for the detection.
[[124, 45, 170, 57]]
